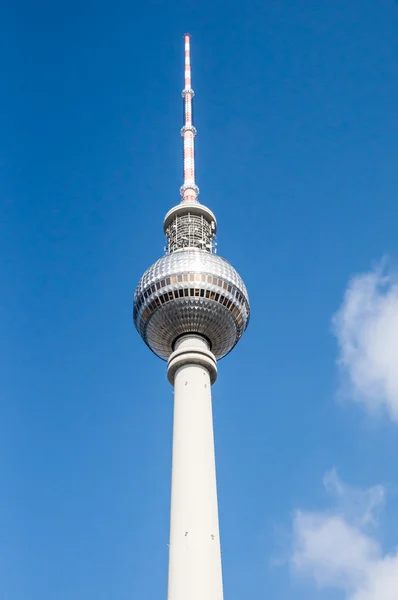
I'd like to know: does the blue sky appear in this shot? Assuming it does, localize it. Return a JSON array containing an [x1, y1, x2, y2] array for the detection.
[[1, 0, 398, 598]]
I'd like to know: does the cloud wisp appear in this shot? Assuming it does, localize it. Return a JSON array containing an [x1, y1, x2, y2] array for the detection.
[[291, 470, 398, 600], [332, 262, 398, 422]]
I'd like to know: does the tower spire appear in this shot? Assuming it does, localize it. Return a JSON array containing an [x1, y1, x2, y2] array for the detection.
[[180, 33, 199, 203]]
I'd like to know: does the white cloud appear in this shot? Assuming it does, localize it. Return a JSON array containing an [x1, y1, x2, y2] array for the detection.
[[332, 262, 398, 422], [322, 469, 384, 528], [291, 471, 398, 600]]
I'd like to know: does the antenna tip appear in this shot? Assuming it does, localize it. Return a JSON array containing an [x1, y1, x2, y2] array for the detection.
[[184, 32, 191, 39]]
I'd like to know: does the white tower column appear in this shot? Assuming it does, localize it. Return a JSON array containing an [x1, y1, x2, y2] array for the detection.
[[167, 334, 224, 600]]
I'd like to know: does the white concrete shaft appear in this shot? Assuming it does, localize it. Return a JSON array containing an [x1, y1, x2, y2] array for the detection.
[[167, 335, 223, 600]]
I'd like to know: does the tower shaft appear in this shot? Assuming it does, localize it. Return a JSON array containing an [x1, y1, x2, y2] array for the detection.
[[167, 335, 224, 600]]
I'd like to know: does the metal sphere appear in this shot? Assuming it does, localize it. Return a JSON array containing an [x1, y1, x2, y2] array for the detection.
[[133, 249, 250, 360]]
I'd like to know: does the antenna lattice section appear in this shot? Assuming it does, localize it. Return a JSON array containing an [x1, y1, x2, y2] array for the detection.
[[165, 212, 215, 253]]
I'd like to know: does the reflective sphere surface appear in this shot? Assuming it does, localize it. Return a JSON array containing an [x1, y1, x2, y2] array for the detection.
[[133, 249, 250, 360]]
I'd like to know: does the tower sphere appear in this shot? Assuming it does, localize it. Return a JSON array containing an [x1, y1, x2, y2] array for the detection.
[[133, 244, 249, 361]]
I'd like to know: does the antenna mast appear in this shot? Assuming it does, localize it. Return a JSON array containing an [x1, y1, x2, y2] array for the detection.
[[180, 33, 199, 203]]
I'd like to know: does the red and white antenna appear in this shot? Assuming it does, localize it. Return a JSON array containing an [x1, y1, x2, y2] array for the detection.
[[180, 34, 199, 203]]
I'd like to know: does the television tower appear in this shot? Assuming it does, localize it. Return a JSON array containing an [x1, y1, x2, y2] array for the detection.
[[133, 35, 250, 600]]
